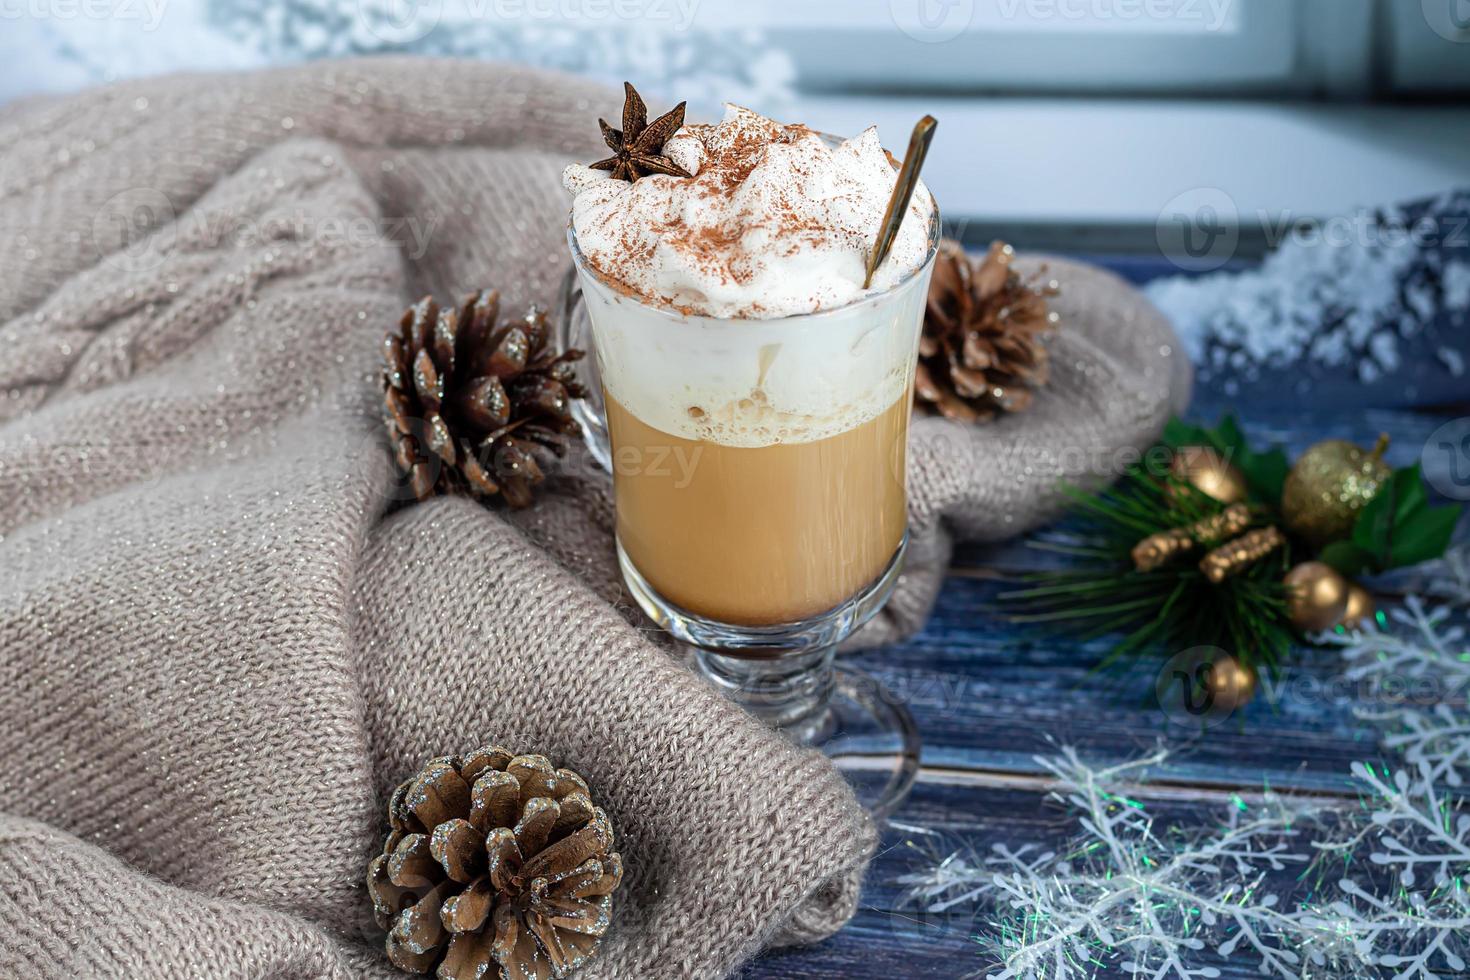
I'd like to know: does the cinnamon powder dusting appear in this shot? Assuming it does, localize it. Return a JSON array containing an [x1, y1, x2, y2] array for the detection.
[[566, 105, 935, 319]]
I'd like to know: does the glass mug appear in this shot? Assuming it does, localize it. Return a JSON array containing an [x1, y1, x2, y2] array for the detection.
[[556, 150, 939, 817]]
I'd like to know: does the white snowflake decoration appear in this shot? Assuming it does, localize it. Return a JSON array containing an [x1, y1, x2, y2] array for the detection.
[[1322, 596, 1470, 789], [1402, 543, 1470, 608], [1306, 761, 1470, 978], [898, 746, 1344, 980], [897, 597, 1470, 979]]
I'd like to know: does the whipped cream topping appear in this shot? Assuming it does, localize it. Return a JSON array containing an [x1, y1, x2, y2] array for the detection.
[[562, 105, 935, 319]]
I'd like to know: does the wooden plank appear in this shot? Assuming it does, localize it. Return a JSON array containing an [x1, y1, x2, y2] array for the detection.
[[750, 404, 1468, 976], [888, 404, 1468, 793], [746, 775, 1330, 979], [849, 574, 1392, 795]]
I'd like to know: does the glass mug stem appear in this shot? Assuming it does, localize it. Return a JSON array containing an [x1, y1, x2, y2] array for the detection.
[[691, 645, 837, 736]]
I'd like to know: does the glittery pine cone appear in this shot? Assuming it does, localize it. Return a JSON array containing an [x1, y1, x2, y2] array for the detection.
[[915, 240, 1060, 422], [382, 290, 588, 508], [367, 748, 622, 980]]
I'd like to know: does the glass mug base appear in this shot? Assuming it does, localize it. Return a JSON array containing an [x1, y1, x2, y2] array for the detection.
[[685, 653, 920, 820], [618, 536, 921, 820]]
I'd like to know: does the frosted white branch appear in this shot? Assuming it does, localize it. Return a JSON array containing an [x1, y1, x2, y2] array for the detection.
[[894, 596, 1470, 979]]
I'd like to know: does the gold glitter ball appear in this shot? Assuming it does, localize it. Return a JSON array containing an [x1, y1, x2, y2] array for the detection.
[[1281, 435, 1391, 548], [1340, 582, 1376, 628], [1205, 654, 1257, 713], [1168, 446, 1248, 505], [1284, 561, 1351, 632]]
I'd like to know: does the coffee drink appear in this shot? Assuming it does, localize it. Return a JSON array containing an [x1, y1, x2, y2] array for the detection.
[[563, 105, 937, 626], [607, 393, 909, 625]]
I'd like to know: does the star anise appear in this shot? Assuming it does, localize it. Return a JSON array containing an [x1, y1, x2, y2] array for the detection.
[[589, 82, 692, 183]]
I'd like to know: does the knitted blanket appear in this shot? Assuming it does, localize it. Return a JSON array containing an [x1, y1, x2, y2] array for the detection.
[[0, 59, 1188, 979]]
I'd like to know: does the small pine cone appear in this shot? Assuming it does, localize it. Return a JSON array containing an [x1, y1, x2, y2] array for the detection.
[[914, 240, 1060, 423], [382, 290, 589, 508], [367, 748, 622, 980]]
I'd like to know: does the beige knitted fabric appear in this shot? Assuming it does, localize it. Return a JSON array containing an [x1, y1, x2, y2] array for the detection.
[[0, 59, 1187, 979]]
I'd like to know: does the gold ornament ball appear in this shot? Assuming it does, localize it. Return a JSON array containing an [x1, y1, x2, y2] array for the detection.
[[1206, 654, 1257, 712], [1283, 561, 1351, 632], [1169, 446, 1249, 504], [1281, 435, 1391, 547], [1340, 583, 1376, 628]]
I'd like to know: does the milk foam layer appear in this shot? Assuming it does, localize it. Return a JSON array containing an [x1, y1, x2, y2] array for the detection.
[[574, 251, 933, 448], [562, 105, 935, 320], [565, 105, 938, 448]]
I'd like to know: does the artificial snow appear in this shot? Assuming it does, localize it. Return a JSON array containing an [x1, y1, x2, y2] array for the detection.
[[1147, 190, 1470, 388]]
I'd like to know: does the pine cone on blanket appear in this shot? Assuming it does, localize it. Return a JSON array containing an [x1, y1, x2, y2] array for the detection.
[[382, 290, 588, 508], [915, 240, 1061, 422], [367, 748, 622, 979]]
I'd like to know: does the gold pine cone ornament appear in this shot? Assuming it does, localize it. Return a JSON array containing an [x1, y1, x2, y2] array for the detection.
[[1281, 435, 1391, 547], [368, 748, 622, 979]]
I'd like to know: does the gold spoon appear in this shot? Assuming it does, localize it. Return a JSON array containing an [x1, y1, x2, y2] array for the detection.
[[864, 114, 938, 289]]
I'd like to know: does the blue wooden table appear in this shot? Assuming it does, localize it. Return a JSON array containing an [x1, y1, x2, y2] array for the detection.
[[743, 256, 1470, 979]]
